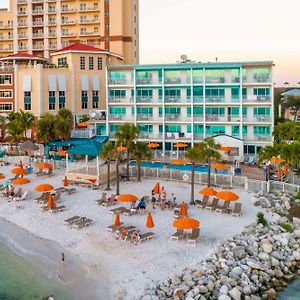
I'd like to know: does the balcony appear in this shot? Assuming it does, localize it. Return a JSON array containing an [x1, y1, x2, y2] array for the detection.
[[32, 0, 44, 3], [62, 20, 76, 25], [108, 79, 133, 85], [194, 134, 204, 140], [109, 115, 134, 121], [0, 46, 14, 52], [32, 21, 44, 27], [243, 115, 271, 123], [47, 9, 56, 14], [62, 8, 76, 13], [244, 135, 272, 142], [205, 96, 225, 103], [33, 32, 44, 38], [79, 31, 99, 37], [48, 21, 56, 26], [165, 132, 191, 140], [18, 0, 27, 3], [79, 19, 99, 25], [164, 78, 190, 85], [164, 96, 191, 104], [136, 78, 162, 85], [48, 32, 56, 38], [136, 114, 154, 121], [205, 77, 225, 84], [18, 10, 27, 15], [18, 22, 27, 27], [18, 45, 27, 50], [48, 44, 57, 50], [165, 114, 182, 122], [71, 130, 95, 139], [80, 6, 100, 12], [61, 32, 76, 37], [33, 44, 44, 50], [227, 115, 241, 122], [18, 33, 27, 39], [193, 96, 204, 103], [193, 77, 203, 84], [0, 35, 13, 41], [206, 115, 227, 122], [243, 96, 271, 103], [32, 9, 44, 15], [138, 133, 161, 140], [136, 96, 162, 104], [193, 116, 204, 122], [108, 97, 133, 104]]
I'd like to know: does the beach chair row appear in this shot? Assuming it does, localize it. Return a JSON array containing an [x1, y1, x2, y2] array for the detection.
[[64, 216, 93, 229], [171, 228, 200, 246]]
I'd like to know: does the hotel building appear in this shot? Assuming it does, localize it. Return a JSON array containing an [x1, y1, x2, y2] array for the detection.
[[0, 0, 139, 64], [102, 61, 274, 160]]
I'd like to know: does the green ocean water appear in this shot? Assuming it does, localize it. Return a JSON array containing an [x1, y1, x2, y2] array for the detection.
[[0, 241, 72, 300], [278, 277, 300, 300]]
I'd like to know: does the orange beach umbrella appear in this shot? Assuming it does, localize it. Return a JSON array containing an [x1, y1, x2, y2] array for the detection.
[[12, 178, 31, 185], [220, 146, 234, 152], [117, 145, 127, 152], [271, 156, 284, 164], [116, 194, 138, 202], [114, 212, 121, 228], [0, 174, 5, 179], [63, 176, 69, 187], [211, 163, 230, 170], [48, 194, 55, 209], [147, 142, 160, 149], [174, 143, 188, 148], [199, 187, 217, 196], [153, 182, 160, 194], [173, 217, 200, 230], [11, 167, 27, 175], [77, 122, 88, 128], [171, 159, 187, 165], [146, 212, 155, 228], [37, 162, 53, 169], [35, 184, 54, 192], [215, 191, 239, 202], [179, 201, 188, 217]]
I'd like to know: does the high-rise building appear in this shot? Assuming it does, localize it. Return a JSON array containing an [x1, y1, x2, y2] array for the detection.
[[0, 0, 139, 64], [98, 61, 274, 161]]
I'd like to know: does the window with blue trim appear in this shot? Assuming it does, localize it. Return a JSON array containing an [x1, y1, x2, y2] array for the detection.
[[92, 91, 99, 109], [24, 91, 31, 110], [109, 89, 126, 99], [187, 124, 203, 133], [253, 107, 270, 115], [109, 107, 126, 115], [81, 91, 88, 109], [138, 124, 153, 133], [137, 107, 153, 115], [206, 107, 225, 115], [59, 91, 66, 109], [159, 107, 181, 116], [253, 88, 270, 96], [206, 125, 225, 135], [187, 106, 203, 116], [254, 126, 270, 135], [49, 91, 55, 110]]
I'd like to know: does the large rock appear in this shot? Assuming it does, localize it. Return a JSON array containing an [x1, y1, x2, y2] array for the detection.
[[293, 218, 300, 228], [267, 288, 277, 299], [246, 258, 266, 270], [258, 252, 270, 261], [220, 285, 229, 295], [251, 197, 260, 205], [292, 251, 300, 260], [260, 239, 273, 254], [233, 246, 247, 259], [229, 287, 241, 300], [218, 295, 231, 300], [294, 229, 300, 239]]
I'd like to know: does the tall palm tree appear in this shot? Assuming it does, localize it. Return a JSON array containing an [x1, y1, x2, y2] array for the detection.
[[6, 119, 23, 152], [198, 138, 221, 187], [100, 142, 116, 190], [55, 108, 73, 140], [37, 113, 57, 145], [133, 142, 152, 181], [0, 115, 6, 141], [6, 111, 19, 123], [185, 146, 204, 205], [19, 110, 35, 138], [114, 123, 139, 181]]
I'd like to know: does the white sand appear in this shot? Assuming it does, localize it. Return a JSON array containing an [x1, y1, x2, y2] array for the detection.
[[0, 163, 266, 300]]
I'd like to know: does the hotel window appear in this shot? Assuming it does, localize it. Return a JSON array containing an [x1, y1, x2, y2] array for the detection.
[[109, 90, 126, 99], [59, 91, 66, 109], [0, 103, 12, 111], [80, 3, 86, 11], [92, 91, 99, 109], [254, 126, 270, 135], [81, 91, 88, 109], [24, 91, 31, 110], [80, 57, 85, 70], [254, 107, 270, 115], [206, 125, 225, 135], [97, 57, 102, 70], [0, 90, 12, 98], [137, 107, 153, 116], [253, 88, 270, 97], [94, 27, 99, 33], [187, 106, 203, 116], [89, 57, 94, 70], [57, 57, 67, 67], [0, 75, 12, 85], [48, 91, 55, 110], [94, 15, 99, 21]]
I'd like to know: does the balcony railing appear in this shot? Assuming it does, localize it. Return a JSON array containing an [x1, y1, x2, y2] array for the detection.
[[48, 32, 56, 37], [47, 9, 56, 14], [32, 9, 44, 15], [32, 21, 44, 26], [48, 44, 57, 50], [79, 31, 99, 36], [18, 34, 27, 39], [165, 132, 191, 140], [243, 116, 271, 123], [193, 96, 204, 103], [33, 44, 44, 50], [205, 77, 225, 84], [108, 97, 133, 104], [138, 133, 161, 140], [71, 130, 95, 139], [136, 114, 154, 121], [18, 10, 27, 15], [206, 115, 226, 122], [33, 32, 44, 38], [205, 96, 225, 103], [80, 7, 100, 12], [164, 78, 190, 85], [62, 20, 76, 25], [243, 96, 271, 103], [61, 32, 75, 37], [18, 45, 27, 50], [109, 114, 134, 121], [80, 19, 99, 24], [18, 22, 27, 27], [18, 0, 27, 3], [136, 96, 162, 104], [136, 78, 162, 85], [165, 96, 191, 103], [165, 114, 182, 121], [193, 116, 204, 122], [48, 21, 56, 25], [244, 135, 272, 142], [227, 115, 241, 122], [62, 8, 76, 13], [108, 79, 133, 85], [32, 0, 44, 3]]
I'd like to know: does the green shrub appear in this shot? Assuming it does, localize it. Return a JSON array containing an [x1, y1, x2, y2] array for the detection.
[[257, 212, 268, 227], [279, 223, 293, 232], [296, 190, 300, 200]]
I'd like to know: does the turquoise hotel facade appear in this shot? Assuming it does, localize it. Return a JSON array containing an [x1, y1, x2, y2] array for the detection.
[[102, 61, 274, 160]]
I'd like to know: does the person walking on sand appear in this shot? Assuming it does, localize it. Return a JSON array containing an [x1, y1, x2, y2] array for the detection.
[[151, 190, 156, 209], [61, 252, 65, 265]]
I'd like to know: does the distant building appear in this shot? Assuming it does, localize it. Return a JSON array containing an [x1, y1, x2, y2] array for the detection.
[[281, 88, 300, 122]]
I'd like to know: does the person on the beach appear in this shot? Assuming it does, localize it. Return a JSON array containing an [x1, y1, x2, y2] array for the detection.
[[4, 186, 9, 197], [120, 228, 127, 241], [137, 197, 146, 215], [132, 229, 140, 245], [10, 185, 14, 197], [160, 186, 166, 210], [151, 190, 156, 209], [61, 252, 65, 264]]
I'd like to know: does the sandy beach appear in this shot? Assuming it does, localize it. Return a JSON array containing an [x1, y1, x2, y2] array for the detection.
[[0, 163, 267, 300]]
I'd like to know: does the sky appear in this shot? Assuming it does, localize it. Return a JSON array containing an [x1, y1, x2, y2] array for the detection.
[[1, 0, 300, 85]]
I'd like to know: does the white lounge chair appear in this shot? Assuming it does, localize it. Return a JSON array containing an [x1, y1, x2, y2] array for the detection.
[[137, 232, 155, 244], [13, 190, 28, 202], [187, 228, 200, 246]]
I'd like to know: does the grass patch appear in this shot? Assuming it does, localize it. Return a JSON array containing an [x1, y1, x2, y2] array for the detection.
[[279, 223, 293, 233], [257, 212, 268, 227]]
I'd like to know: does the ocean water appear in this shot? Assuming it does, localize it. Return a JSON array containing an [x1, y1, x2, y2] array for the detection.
[[0, 241, 72, 300], [278, 277, 300, 300]]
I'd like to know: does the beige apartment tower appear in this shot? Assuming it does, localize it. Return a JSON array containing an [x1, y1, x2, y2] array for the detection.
[[0, 0, 139, 64]]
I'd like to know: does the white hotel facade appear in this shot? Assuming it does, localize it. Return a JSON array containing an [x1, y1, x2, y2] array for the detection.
[[101, 61, 274, 161]]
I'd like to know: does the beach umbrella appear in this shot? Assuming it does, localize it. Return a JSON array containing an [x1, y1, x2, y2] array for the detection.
[[0, 174, 5, 179], [19, 140, 39, 152], [116, 194, 138, 202], [220, 146, 234, 152], [199, 187, 217, 196], [215, 191, 239, 202], [146, 212, 155, 228], [11, 167, 27, 175], [37, 162, 53, 169], [114, 212, 121, 228], [179, 201, 188, 217], [58, 150, 67, 157], [270, 156, 284, 164], [48, 194, 55, 209], [153, 182, 160, 194], [77, 122, 88, 128], [171, 159, 187, 165], [174, 143, 188, 148], [12, 178, 31, 185], [35, 184, 54, 192], [147, 142, 160, 149], [211, 163, 230, 170], [173, 217, 200, 230], [284, 164, 289, 176], [63, 176, 69, 187], [117, 145, 127, 152], [277, 168, 282, 179]]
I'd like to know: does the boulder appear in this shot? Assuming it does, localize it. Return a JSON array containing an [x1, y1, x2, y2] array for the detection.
[[258, 252, 270, 261], [218, 295, 231, 300], [233, 246, 247, 259], [294, 229, 300, 239], [219, 285, 229, 295], [260, 239, 273, 254], [293, 218, 300, 228], [292, 251, 300, 260], [246, 258, 266, 270], [229, 287, 242, 300], [267, 288, 277, 299]]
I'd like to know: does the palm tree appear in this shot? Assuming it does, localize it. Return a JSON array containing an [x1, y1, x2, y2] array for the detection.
[[185, 146, 204, 205], [55, 108, 73, 140], [6, 111, 19, 123], [198, 138, 221, 187], [114, 123, 139, 181], [100, 142, 116, 190], [78, 114, 90, 123], [133, 142, 152, 181], [0, 115, 6, 142], [19, 110, 35, 138], [6, 119, 23, 152], [37, 113, 57, 144]]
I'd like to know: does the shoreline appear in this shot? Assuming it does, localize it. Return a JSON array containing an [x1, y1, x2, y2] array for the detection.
[[0, 216, 110, 300]]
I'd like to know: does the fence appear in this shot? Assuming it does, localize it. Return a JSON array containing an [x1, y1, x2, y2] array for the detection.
[[129, 166, 300, 195]]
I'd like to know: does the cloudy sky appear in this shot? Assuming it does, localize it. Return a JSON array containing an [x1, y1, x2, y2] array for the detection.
[[1, 0, 300, 84]]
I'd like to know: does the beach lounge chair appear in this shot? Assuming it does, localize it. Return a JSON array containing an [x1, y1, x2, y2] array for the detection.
[[54, 192, 61, 203], [13, 190, 28, 202], [206, 198, 219, 211], [55, 187, 65, 193], [64, 215, 80, 226], [65, 188, 76, 195], [137, 232, 155, 244], [171, 229, 184, 241], [109, 207, 126, 214], [187, 228, 200, 246], [73, 218, 92, 229], [46, 168, 53, 177], [231, 203, 242, 217], [35, 169, 44, 176], [123, 208, 137, 216], [49, 205, 66, 213], [95, 192, 107, 205], [216, 201, 230, 214], [196, 196, 209, 209], [102, 194, 116, 207], [15, 188, 22, 198], [106, 222, 124, 232], [35, 192, 50, 202]]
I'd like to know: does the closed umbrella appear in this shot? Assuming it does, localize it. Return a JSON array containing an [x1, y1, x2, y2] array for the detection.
[[284, 164, 289, 176], [277, 168, 282, 179], [179, 201, 188, 217], [173, 217, 200, 230], [63, 176, 69, 187], [199, 187, 217, 196], [48, 194, 55, 209], [153, 182, 160, 194], [114, 212, 121, 228], [35, 184, 54, 192], [146, 212, 154, 228], [12, 178, 31, 185]]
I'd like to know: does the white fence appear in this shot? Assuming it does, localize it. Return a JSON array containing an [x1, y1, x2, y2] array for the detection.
[[129, 167, 300, 195]]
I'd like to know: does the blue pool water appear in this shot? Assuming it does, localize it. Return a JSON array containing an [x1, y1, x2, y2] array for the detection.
[[130, 161, 229, 174]]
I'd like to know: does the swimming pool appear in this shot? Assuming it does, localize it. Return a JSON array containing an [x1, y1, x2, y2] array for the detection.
[[130, 161, 229, 174]]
